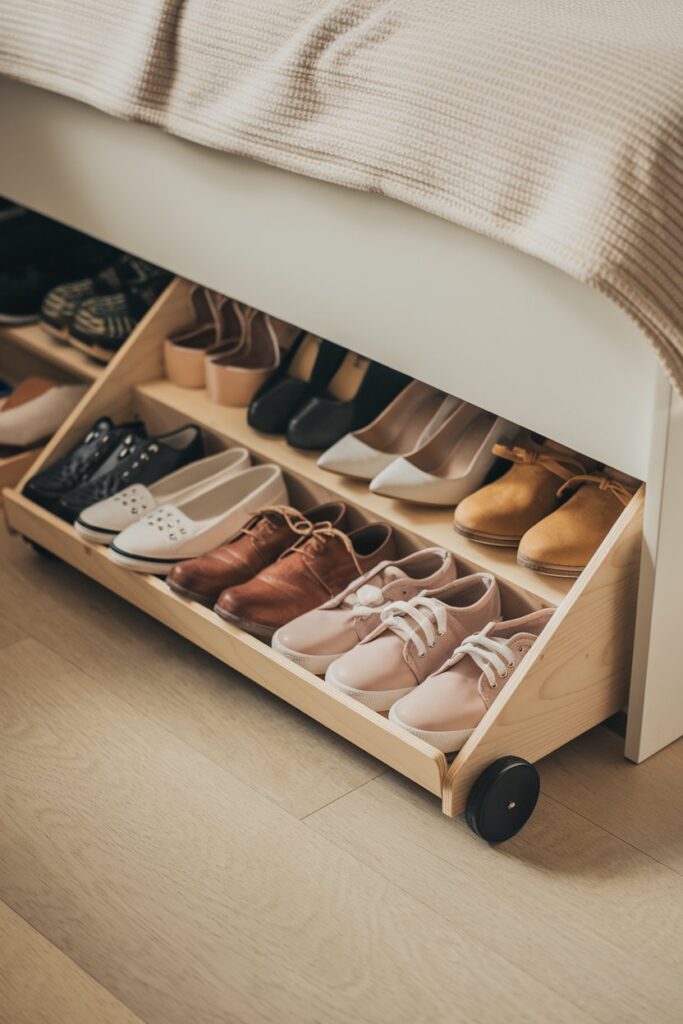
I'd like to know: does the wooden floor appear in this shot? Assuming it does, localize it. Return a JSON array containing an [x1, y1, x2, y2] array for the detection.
[[0, 519, 681, 1024]]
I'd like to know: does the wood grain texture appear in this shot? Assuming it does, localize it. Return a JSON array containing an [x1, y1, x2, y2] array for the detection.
[[0, 900, 143, 1024], [0, 447, 42, 500], [0, 517, 383, 819], [0, 324, 101, 381], [542, 725, 683, 875], [442, 487, 645, 815], [0, 636, 592, 1024], [307, 768, 683, 1024], [3, 493, 447, 798]]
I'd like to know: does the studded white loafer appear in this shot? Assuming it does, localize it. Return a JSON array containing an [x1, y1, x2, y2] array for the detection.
[[108, 464, 287, 574], [75, 446, 251, 544]]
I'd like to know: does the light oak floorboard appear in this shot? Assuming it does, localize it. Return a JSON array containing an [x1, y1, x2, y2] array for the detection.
[[0, 636, 591, 1024], [541, 725, 683, 875], [0, 899, 143, 1024], [307, 770, 683, 1024], [0, 521, 383, 818]]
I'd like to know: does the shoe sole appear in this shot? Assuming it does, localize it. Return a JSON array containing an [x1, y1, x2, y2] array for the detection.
[[74, 520, 117, 545], [0, 312, 39, 326], [212, 604, 277, 640], [40, 320, 71, 343], [271, 631, 340, 675], [453, 524, 522, 548], [165, 578, 215, 608], [387, 705, 474, 753], [108, 546, 183, 575], [324, 662, 414, 712], [67, 334, 115, 363], [516, 553, 583, 578]]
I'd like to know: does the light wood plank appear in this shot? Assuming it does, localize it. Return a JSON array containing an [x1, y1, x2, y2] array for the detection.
[[0, 324, 101, 381], [0, 517, 383, 818], [307, 769, 683, 1024], [543, 726, 683, 875], [135, 374, 571, 609], [0, 636, 592, 1024], [0, 447, 42, 497], [0, 900, 143, 1024], [3, 493, 447, 799], [442, 486, 644, 815]]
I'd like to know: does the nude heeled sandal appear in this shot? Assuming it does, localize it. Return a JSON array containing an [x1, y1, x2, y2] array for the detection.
[[163, 287, 245, 389], [205, 306, 300, 408]]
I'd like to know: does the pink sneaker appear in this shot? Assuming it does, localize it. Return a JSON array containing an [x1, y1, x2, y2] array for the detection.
[[389, 609, 554, 751], [325, 573, 501, 711], [271, 547, 457, 674]]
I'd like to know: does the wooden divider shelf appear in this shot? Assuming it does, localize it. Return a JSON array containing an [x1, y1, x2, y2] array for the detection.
[[0, 324, 101, 381]]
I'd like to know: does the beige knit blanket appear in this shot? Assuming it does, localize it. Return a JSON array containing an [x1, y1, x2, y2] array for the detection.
[[2, 2, 683, 389]]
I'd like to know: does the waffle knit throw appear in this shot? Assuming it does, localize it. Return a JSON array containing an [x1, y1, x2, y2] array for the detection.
[[1, 1, 682, 389]]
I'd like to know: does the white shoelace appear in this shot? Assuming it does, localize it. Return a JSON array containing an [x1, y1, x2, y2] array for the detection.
[[451, 633, 517, 687], [379, 594, 447, 658]]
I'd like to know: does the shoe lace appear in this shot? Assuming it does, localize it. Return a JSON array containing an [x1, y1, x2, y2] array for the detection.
[[240, 505, 311, 539], [492, 442, 586, 482], [281, 520, 362, 575], [379, 594, 447, 659], [446, 632, 517, 688], [557, 473, 636, 506]]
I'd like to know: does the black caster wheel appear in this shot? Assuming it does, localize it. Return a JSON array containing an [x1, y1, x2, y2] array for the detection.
[[23, 537, 56, 560], [465, 756, 540, 843]]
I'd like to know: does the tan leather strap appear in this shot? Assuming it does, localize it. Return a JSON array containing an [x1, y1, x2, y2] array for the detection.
[[557, 473, 636, 506], [492, 442, 586, 482]]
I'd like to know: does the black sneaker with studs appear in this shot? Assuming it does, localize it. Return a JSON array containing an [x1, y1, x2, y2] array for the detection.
[[23, 417, 147, 513], [54, 425, 203, 524]]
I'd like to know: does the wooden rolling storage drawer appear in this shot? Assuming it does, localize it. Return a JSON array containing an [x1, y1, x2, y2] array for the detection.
[[1, 278, 645, 839]]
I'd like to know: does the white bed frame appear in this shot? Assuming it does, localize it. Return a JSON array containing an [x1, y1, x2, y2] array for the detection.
[[1, 78, 680, 761]]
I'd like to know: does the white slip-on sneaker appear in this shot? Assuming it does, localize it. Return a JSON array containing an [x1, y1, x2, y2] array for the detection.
[[108, 464, 287, 574], [317, 382, 461, 481], [369, 403, 516, 506], [0, 380, 87, 449], [75, 447, 251, 544]]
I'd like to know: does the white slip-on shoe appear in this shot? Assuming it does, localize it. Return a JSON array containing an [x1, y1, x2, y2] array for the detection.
[[75, 447, 251, 544], [369, 403, 516, 506], [317, 382, 460, 480], [108, 464, 288, 574], [0, 380, 87, 449]]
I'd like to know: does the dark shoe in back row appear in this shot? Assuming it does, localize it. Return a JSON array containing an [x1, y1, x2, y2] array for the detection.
[[0, 238, 118, 326], [23, 417, 147, 512], [68, 270, 173, 363], [286, 354, 410, 451], [0, 209, 94, 273], [247, 333, 346, 434], [40, 255, 167, 341]]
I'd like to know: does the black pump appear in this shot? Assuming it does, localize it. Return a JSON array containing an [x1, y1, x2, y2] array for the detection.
[[247, 334, 346, 435]]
